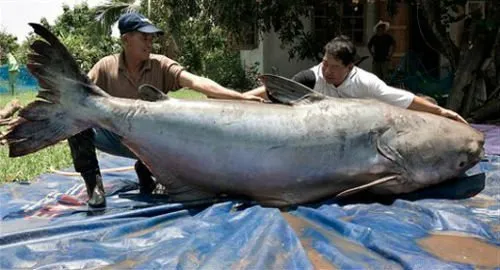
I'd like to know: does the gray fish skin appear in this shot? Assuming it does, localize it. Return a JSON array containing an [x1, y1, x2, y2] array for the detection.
[[92, 96, 483, 205], [2, 23, 485, 207]]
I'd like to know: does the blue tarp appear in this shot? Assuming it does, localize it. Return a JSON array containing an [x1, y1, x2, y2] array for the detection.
[[0, 125, 499, 269], [0, 65, 38, 93]]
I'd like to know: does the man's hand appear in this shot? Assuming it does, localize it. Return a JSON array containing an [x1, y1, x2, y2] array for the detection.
[[440, 108, 468, 125], [242, 94, 265, 103], [408, 96, 468, 125]]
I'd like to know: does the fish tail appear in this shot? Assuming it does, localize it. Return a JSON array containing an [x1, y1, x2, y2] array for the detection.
[[1, 23, 108, 157]]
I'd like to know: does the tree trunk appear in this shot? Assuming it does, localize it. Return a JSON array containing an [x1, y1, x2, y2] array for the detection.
[[495, 28, 500, 88], [446, 19, 489, 113], [468, 96, 500, 123], [462, 76, 488, 116], [419, 0, 459, 69], [417, 0, 499, 121]]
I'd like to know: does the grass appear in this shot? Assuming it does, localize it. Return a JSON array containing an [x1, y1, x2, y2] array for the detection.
[[168, 89, 206, 100], [0, 88, 206, 183]]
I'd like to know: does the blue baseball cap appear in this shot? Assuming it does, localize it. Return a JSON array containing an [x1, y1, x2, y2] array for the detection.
[[118, 13, 164, 35]]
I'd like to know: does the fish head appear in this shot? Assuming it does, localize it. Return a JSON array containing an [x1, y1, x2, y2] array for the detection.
[[378, 119, 485, 192]]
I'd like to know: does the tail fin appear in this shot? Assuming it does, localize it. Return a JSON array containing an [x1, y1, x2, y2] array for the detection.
[[1, 23, 107, 157]]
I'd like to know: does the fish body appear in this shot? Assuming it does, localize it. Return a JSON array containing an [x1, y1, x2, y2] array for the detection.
[[1, 24, 485, 206]]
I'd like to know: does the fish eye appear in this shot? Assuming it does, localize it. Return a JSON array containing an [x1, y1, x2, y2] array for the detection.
[[455, 153, 469, 169]]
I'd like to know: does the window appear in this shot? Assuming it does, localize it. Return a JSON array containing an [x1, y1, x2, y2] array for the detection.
[[465, 1, 485, 19], [313, 1, 341, 43], [313, 0, 365, 45], [341, 2, 365, 44]]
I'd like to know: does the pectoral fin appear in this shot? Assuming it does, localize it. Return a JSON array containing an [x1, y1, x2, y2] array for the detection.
[[138, 84, 169, 102], [376, 127, 406, 167], [335, 175, 399, 198]]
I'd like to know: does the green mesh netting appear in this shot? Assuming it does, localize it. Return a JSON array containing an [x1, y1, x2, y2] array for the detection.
[[389, 52, 453, 104]]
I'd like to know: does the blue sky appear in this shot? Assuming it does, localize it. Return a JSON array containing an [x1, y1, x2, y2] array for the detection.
[[0, 0, 106, 43]]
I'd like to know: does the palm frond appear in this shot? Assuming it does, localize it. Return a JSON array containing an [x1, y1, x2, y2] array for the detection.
[[93, 0, 142, 35], [147, 0, 151, 17]]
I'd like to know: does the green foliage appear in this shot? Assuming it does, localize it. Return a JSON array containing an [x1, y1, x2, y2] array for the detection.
[[15, 18, 52, 64], [168, 0, 343, 62], [16, 3, 121, 72], [50, 3, 122, 72], [198, 0, 310, 40], [0, 89, 204, 183], [175, 16, 260, 90], [59, 33, 120, 73], [0, 140, 72, 183], [167, 89, 205, 99], [15, 35, 38, 64], [94, 0, 259, 90], [0, 31, 19, 63], [204, 51, 261, 90], [184, 0, 315, 61], [175, 17, 210, 73], [95, 0, 142, 35], [0, 92, 71, 183]]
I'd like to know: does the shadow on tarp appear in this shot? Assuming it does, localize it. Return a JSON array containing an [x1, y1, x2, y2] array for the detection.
[[300, 172, 487, 209], [0, 126, 499, 269]]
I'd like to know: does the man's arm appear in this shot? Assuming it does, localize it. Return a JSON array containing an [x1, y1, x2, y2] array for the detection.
[[407, 95, 468, 124], [366, 73, 468, 124], [244, 85, 268, 99], [178, 70, 263, 102]]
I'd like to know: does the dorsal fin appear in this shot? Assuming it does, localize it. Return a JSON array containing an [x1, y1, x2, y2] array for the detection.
[[260, 74, 329, 105], [138, 84, 169, 102]]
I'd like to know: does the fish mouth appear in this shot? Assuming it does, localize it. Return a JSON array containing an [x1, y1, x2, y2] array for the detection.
[[472, 142, 486, 163], [475, 147, 486, 164], [460, 148, 485, 174]]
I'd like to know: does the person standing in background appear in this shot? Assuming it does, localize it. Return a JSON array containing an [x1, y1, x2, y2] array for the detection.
[[7, 52, 20, 95], [367, 20, 395, 82]]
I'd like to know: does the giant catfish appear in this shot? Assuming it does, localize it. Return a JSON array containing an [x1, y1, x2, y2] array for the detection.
[[1, 23, 485, 207]]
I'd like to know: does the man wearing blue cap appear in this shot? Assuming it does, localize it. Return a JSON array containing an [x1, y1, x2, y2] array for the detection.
[[68, 13, 263, 207]]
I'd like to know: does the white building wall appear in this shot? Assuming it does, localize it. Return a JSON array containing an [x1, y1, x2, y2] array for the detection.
[[240, 39, 265, 75], [240, 14, 316, 79], [261, 29, 317, 78], [240, 3, 379, 78]]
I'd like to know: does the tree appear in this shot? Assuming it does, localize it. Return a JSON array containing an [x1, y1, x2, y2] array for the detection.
[[94, 0, 311, 65], [414, 0, 499, 123], [51, 3, 122, 72], [95, 0, 260, 89], [95, 0, 182, 59], [184, 0, 319, 60], [173, 0, 499, 122], [94, 0, 500, 117], [16, 3, 121, 72], [0, 30, 19, 63]]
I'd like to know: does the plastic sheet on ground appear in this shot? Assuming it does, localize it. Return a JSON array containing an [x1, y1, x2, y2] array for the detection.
[[1, 125, 499, 269]]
